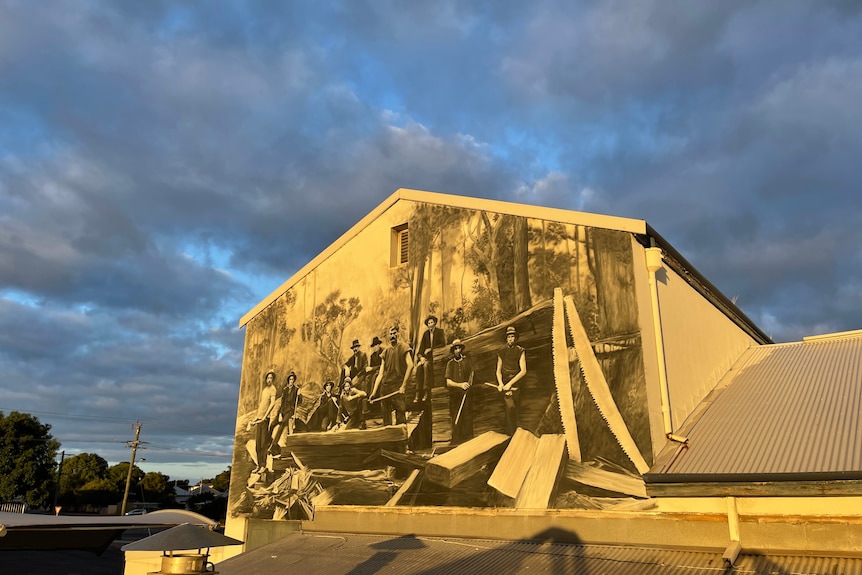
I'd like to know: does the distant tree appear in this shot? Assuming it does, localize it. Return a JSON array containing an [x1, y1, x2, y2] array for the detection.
[[76, 477, 120, 508], [210, 467, 231, 493], [107, 462, 145, 493], [141, 471, 174, 504], [59, 452, 109, 497], [0, 411, 60, 507]]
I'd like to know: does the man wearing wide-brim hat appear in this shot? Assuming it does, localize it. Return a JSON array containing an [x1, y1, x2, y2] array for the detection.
[[445, 339, 474, 445], [416, 314, 446, 404], [364, 336, 384, 406], [344, 338, 368, 388]]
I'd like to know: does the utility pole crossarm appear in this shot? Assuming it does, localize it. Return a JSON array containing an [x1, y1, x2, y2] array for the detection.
[[120, 421, 142, 516]]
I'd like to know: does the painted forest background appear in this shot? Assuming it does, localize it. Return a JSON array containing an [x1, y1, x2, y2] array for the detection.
[[238, 204, 638, 409]]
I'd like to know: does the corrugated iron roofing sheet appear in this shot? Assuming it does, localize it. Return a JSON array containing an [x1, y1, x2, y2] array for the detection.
[[216, 531, 862, 574], [654, 334, 862, 478]]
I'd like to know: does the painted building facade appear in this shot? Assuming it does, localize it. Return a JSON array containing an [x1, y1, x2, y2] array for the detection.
[[216, 191, 862, 565]]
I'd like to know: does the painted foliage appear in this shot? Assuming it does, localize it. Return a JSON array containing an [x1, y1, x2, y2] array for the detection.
[[228, 201, 651, 520]]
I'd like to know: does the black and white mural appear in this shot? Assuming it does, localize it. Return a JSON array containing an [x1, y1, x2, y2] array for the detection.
[[228, 202, 652, 520]]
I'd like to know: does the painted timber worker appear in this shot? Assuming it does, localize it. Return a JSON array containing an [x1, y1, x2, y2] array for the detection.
[[319, 380, 340, 431], [363, 336, 384, 419], [250, 369, 278, 473], [445, 339, 474, 445], [415, 314, 446, 403], [366, 336, 384, 381], [269, 371, 298, 456], [371, 325, 414, 426], [338, 377, 368, 429], [496, 325, 527, 435], [343, 339, 369, 391]]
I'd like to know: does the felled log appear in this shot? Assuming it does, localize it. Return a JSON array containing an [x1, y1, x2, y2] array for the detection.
[[563, 460, 647, 498], [425, 431, 510, 488], [487, 428, 540, 498], [309, 469, 391, 488], [515, 434, 567, 509], [278, 424, 408, 470]]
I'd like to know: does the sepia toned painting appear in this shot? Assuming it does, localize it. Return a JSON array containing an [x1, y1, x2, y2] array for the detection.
[[228, 201, 652, 520]]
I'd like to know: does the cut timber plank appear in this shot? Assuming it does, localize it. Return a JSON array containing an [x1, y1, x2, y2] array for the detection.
[[564, 460, 647, 498], [515, 434, 567, 509], [375, 449, 429, 471], [425, 431, 510, 488], [386, 469, 421, 507], [487, 428, 540, 498]]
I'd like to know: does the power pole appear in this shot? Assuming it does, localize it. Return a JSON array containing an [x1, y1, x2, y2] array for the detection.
[[120, 421, 142, 515]]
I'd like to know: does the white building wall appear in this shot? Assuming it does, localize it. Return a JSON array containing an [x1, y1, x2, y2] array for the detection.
[[653, 262, 758, 431]]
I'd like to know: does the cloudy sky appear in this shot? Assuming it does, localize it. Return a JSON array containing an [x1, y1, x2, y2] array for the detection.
[[2, 1, 861, 481]]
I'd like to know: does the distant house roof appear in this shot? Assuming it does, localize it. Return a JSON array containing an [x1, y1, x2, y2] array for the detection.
[[0, 509, 217, 553], [645, 330, 862, 496]]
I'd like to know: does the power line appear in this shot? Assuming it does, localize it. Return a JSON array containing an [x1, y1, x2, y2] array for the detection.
[[144, 446, 231, 458], [0, 407, 233, 436]]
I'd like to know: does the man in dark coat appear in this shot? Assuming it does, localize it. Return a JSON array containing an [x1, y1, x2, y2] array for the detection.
[[343, 339, 368, 391], [269, 371, 298, 455], [445, 339, 474, 445], [415, 314, 446, 403]]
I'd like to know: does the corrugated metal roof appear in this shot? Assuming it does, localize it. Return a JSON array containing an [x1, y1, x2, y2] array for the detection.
[[216, 531, 862, 574], [652, 334, 862, 478]]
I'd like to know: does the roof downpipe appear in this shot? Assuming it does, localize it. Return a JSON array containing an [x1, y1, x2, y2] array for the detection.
[[645, 246, 673, 437], [723, 497, 742, 567]]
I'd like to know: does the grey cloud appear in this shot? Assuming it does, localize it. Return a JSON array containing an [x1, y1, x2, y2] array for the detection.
[[2, 0, 861, 477]]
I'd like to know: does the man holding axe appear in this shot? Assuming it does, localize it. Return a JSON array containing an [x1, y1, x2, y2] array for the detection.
[[445, 339, 474, 445], [496, 326, 527, 435], [370, 325, 414, 426]]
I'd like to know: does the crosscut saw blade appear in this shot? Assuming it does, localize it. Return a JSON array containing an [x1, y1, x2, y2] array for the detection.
[[552, 288, 581, 460], [563, 295, 649, 474]]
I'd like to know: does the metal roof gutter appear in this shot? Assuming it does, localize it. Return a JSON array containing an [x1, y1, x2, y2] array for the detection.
[[644, 471, 862, 497], [644, 470, 862, 484]]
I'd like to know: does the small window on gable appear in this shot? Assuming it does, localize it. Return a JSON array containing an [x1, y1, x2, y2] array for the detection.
[[391, 223, 408, 266]]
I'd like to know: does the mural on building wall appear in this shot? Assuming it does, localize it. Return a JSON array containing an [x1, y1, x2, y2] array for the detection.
[[228, 202, 652, 520]]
